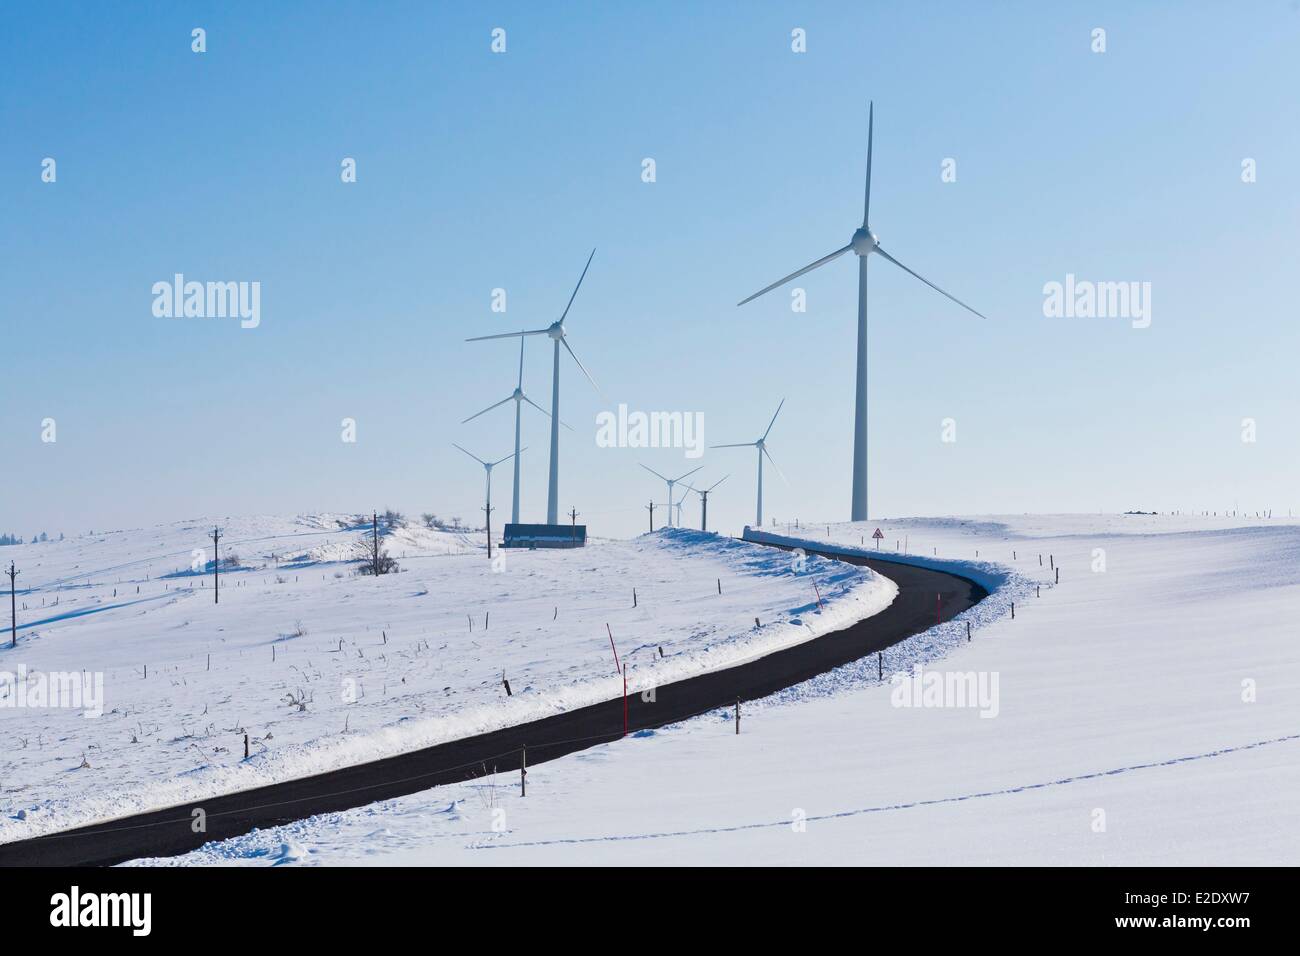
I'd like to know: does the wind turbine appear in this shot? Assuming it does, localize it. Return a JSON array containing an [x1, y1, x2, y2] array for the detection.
[[461, 335, 566, 525], [670, 487, 690, 527], [453, 443, 520, 559], [737, 102, 986, 522], [467, 249, 599, 525], [686, 475, 729, 532], [639, 464, 703, 528], [712, 400, 786, 528]]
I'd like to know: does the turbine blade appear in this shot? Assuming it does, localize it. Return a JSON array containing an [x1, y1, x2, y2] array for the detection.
[[562, 337, 601, 395], [521, 394, 572, 431], [707, 474, 730, 492], [466, 328, 548, 343], [640, 463, 670, 482], [863, 101, 874, 227], [461, 395, 513, 424], [559, 248, 596, 323], [710, 442, 758, 449], [452, 443, 488, 467], [763, 445, 789, 485], [672, 464, 704, 483], [737, 245, 853, 306], [517, 335, 525, 389], [875, 247, 987, 320], [762, 398, 785, 441], [490, 450, 519, 467]]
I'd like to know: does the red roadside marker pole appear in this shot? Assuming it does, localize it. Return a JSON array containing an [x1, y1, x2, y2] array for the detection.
[[606, 623, 621, 673]]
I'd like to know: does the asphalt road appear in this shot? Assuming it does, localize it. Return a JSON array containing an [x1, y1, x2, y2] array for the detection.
[[0, 546, 986, 866]]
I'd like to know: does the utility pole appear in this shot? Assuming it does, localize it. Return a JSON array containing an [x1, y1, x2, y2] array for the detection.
[[372, 511, 380, 576], [568, 507, 579, 545], [6, 561, 17, 648], [646, 500, 656, 533], [209, 527, 221, 605]]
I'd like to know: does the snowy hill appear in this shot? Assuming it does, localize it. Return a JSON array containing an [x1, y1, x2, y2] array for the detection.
[[0, 515, 892, 843], [126, 513, 1300, 866]]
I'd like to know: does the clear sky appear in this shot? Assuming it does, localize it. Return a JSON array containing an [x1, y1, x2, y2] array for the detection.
[[3, 1, 1298, 540]]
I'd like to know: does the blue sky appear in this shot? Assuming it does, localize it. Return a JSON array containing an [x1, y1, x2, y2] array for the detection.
[[3, 1, 1298, 539]]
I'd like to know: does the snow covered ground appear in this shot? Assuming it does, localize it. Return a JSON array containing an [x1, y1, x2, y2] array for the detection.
[[0, 515, 891, 844], [128, 513, 1300, 866]]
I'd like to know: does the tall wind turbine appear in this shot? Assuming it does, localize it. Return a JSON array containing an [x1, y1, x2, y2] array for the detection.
[[461, 335, 565, 525], [712, 399, 786, 528], [737, 102, 986, 522], [453, 443, 520, 559], [466, 249, 599, 525], [639, 464, 703, 528]]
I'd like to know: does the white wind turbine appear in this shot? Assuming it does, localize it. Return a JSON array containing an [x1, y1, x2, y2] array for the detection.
[[453, 443, 520, 559], [737, 102, 986, 522], [712, 399, 786, 528], [461, 335, 566, 525], [670, 488, 690, 527], [467, 249, 599, 525], [639, 464, 703, 528]]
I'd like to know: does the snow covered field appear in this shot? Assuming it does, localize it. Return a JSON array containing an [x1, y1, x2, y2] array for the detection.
[[130, 513, 1300, 866], [0, 515, 891, 844]]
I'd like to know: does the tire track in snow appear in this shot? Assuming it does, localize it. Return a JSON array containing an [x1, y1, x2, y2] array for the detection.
[[473, 731, 1300, 851]]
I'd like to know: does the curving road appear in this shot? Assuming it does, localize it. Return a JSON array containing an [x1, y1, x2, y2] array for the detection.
[[0, 546, 986, 866]]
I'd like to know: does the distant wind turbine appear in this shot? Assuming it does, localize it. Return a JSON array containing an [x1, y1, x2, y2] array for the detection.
[[737, 102, 986, 522], [461, 335, 567, 525], [712, 400, 786, 528], [685, 475, 729, 532], [453, 443, 520, 559], [670, 488, 690, 527], [639, 464, 703, 528], [467, 249, 599, 525]]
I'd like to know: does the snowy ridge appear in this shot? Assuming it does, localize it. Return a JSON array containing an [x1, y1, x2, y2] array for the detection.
[[0, 522, 893, 844], [120, 514, 1300, 866]]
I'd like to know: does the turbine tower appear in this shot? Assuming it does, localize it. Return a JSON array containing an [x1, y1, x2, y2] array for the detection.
[[712, 400, 786, 528], [639, 464, 703, 528], [737, 102, 986, 522], [453, 443, 519, 558], [467, 249, 599, 525], [461, 335, 564, 524], [687, 475, 729, 532]]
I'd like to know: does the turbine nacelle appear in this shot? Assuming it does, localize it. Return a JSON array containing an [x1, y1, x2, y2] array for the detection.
[[851, 227, 879, 256], [547, 320, 566, 341]]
